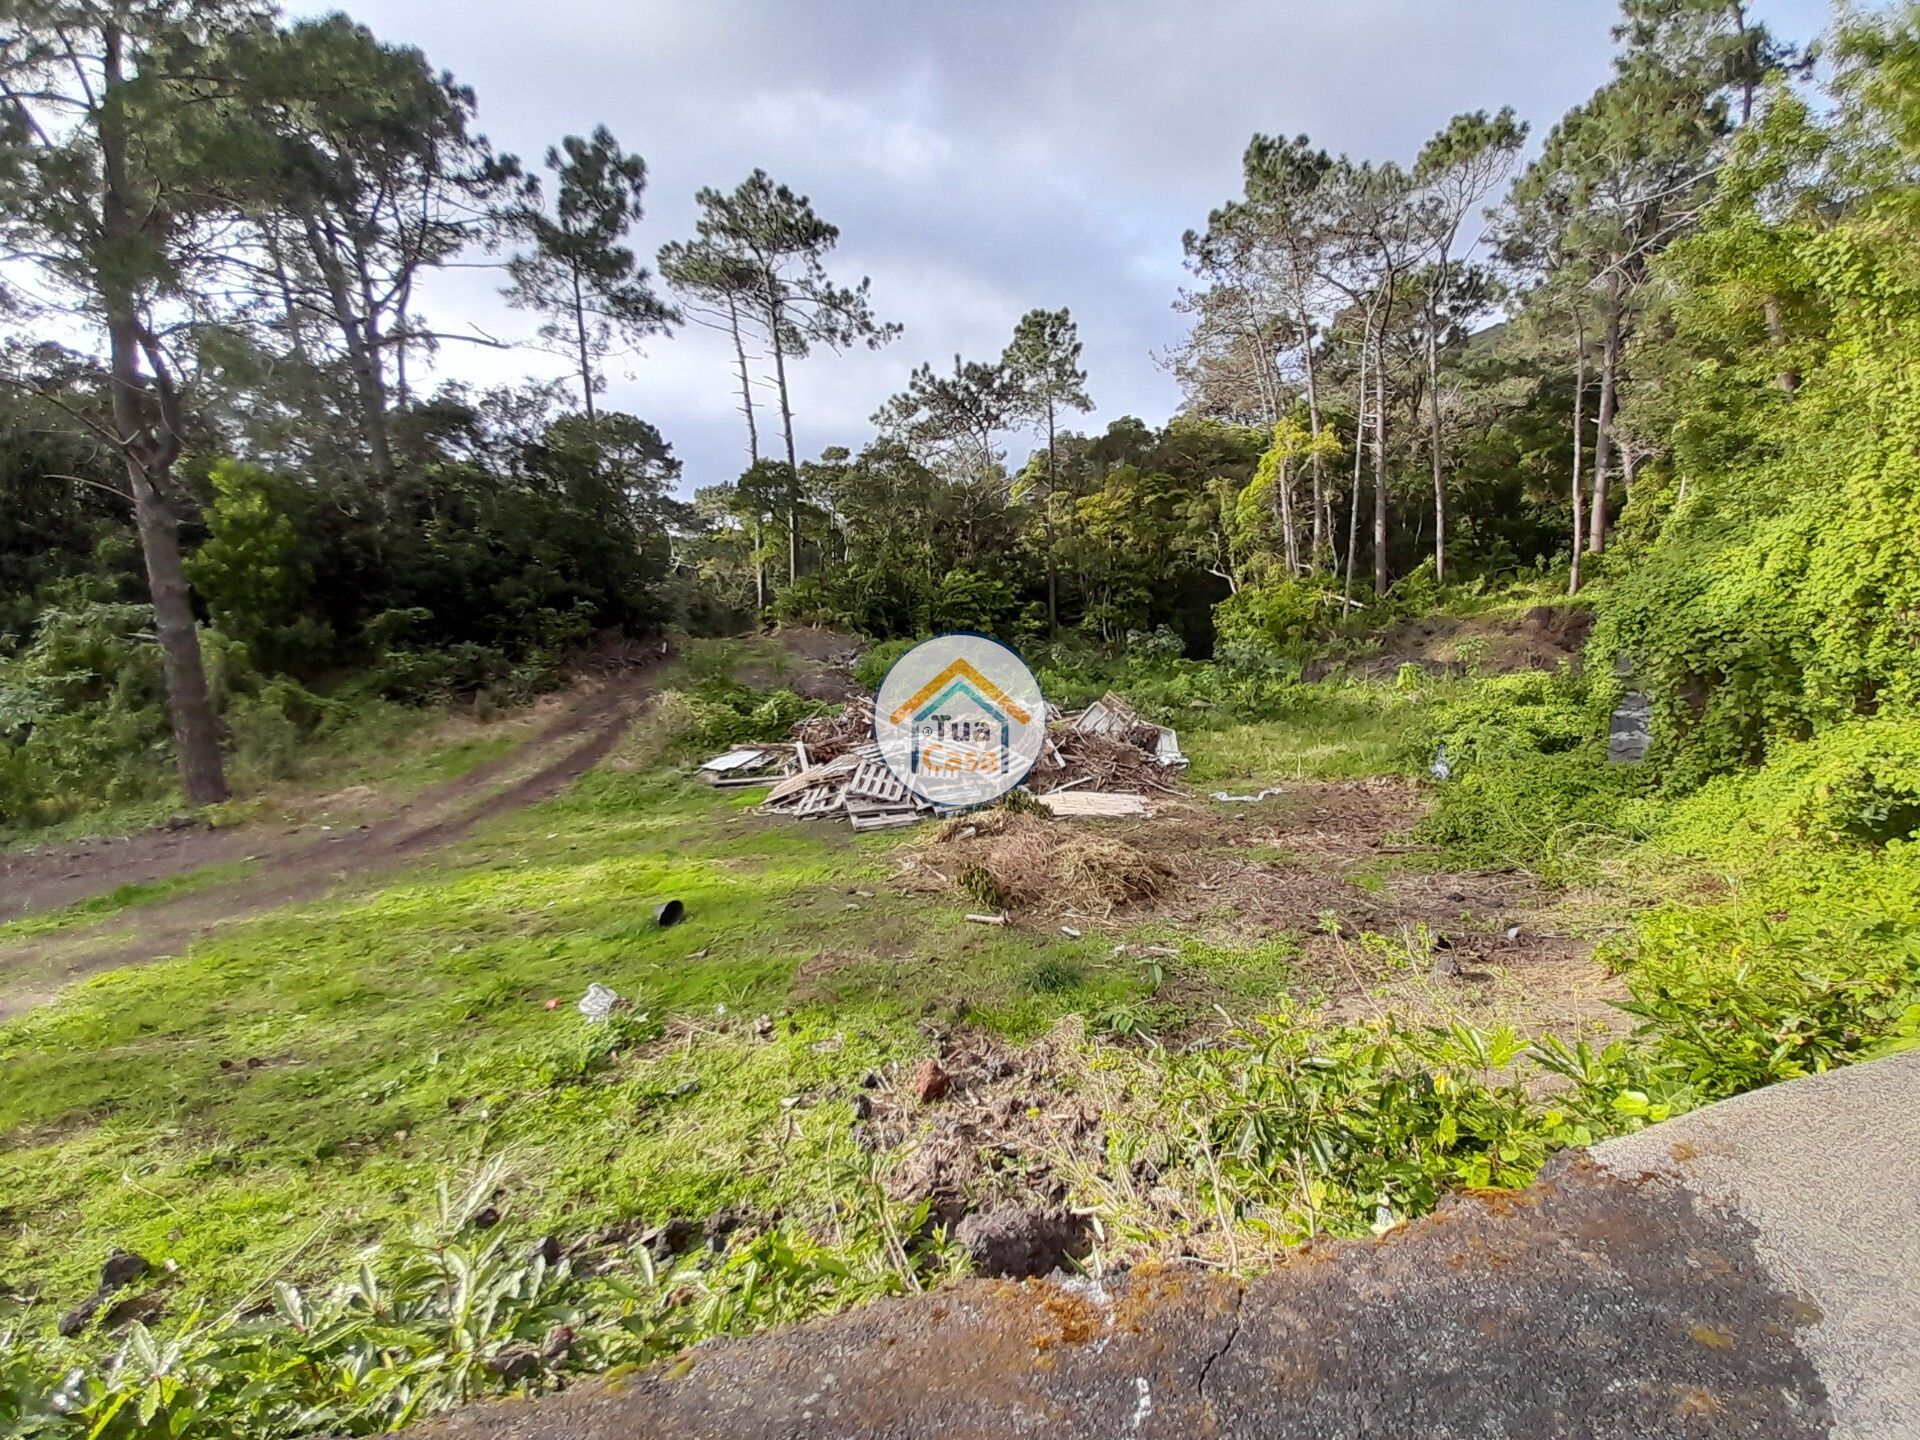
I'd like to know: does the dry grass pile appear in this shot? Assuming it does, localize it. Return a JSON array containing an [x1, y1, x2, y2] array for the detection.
[[864, 1021, 1100, 1226], [901, 808, 1171, 916]]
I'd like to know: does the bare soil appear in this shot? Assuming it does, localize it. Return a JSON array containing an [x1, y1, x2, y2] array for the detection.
[[1320, 605, 1597, 681], [0, 667, 660, 1019], [893, 778, 1627, 1043]]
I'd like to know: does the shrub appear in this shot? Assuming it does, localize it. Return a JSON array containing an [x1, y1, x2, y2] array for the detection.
[[852, 637, 916, 692], [1654, 714, 1920, 855], [1607, 844, 1920, 1103], [679, 678, 832, 751], [1213, 578, 1340, 657]]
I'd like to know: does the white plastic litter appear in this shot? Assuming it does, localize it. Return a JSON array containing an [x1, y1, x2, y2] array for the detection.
[[577, 983, 620, 1023], [1210, 787, 1284, 803]]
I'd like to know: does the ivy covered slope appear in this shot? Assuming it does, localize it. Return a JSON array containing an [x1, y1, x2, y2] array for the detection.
[[1595, 34, 1920, 791]]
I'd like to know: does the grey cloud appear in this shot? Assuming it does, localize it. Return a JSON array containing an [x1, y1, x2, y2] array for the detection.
[[309, 0, 1835, 492]]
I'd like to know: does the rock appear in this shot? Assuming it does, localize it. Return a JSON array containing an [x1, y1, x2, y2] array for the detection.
[[703, 1209, 746, 1248], [912, 1059, 950, 1102], [753, 1014, 775, 1040], [954, 1203, 1093, 1279], [487, 1346, 540, 1383], [644, 1217, 698, 1262], [530, 1235, 562, 1266], [101, 1291, 166, 1331], [57, 1250, 153, 1336], [470, 1206, 501, 1230], [99, 1249, 151, 1292]]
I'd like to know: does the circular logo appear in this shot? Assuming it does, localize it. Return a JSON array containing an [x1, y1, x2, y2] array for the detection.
[[874, 635, 1047, 809]]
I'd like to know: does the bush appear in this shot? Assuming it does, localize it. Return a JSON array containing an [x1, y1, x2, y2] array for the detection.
[[852, 637, 917, 693], [679, 678, 832, 751], [1604, 845, 1920, 1104], [1212, 578, 1341, 657], [1654, 715, 1920, 855], [1100, 1009, 1592, 1247]]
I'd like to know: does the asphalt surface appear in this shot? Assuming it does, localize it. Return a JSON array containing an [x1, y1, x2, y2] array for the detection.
[[419, 1049, 1919, 1439]]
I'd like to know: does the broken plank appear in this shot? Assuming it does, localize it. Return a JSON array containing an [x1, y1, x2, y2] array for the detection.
[[1036, 791, 1152, 819]]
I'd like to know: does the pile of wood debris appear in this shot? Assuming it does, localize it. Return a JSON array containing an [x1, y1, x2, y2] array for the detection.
[[698, 690, 1186, 830]]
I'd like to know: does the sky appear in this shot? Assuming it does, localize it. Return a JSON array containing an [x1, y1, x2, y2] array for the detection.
[[301, 0, 1836, 495]]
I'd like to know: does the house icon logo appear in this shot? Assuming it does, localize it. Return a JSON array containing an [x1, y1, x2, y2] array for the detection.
[[874, 636, 1046, 808]]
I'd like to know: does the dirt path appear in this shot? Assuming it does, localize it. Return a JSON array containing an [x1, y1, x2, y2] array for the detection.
[[0, 670, 657, 1020]]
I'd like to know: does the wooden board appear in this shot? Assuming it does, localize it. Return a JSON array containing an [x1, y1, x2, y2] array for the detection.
[[1036, 791, 1153, 818]]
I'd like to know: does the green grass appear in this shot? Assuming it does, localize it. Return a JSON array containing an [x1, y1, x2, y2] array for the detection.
[[7, 654, 1915, 1436], [0, 767, 1158, 1319], [1183, 683, 1429, 783]]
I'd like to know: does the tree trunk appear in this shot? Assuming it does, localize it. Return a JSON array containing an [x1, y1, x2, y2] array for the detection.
[[752, 517, 766, 610], [1343, 339, 1368, 606], [300, 214, 394, 479], [127, 468, 228, 804], [766, 291, 800, 584], [1372, 320, 1391, 598], [1589, 297, 1622, 555], [1426, 305, 1446, 587], [1764, 294, 1799, 396], [569, 254, 596, 424], [98, 22, 226, 805], [1300, 306, 1327, 572], [1276, 458, 1299, 574], [727, 295, 760, 463], [1044, 400, 1058, 637], [1570, 322, 1587, 596]]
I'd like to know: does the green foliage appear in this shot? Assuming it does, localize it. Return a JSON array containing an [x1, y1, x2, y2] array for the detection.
[[0, 1157, 935, 1439], [1655, 715, 1920, 855], [1573, 844, 1920, 1113], [851, 637, 916, 692], [185, 461, 328, 675], [1409, 669, 1653, 878], [1213, 578, 1342, 657], [1105, 1010, 1588, 1245], [676, 677, 833, 751], [1599, 54, 1920, 785]]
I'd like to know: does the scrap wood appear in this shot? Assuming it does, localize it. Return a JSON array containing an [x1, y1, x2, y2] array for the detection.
[[1036, 791, 1153, 819]]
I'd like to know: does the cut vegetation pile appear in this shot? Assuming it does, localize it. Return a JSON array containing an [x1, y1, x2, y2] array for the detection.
[[899, 807, 1172, 917]]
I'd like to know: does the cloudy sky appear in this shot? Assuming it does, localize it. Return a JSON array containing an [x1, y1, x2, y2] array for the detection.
[[304, 0, 1833, 493]]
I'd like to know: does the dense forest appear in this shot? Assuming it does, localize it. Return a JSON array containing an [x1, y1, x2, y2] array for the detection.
[[1, 0, 1917, 827]]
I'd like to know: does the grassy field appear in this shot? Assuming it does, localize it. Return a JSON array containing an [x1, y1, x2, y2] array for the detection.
[[4, 640, 1913, 1436]]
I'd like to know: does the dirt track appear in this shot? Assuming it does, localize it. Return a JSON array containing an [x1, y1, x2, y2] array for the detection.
[[0, 671, 655, 1019]]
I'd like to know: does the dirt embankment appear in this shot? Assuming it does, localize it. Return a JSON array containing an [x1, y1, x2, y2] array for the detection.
[[1310, 604, 1597, 682]]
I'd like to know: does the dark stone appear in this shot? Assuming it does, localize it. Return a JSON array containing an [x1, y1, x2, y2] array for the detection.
[[1608, 691, 1654, 765], [702, 1209, 746, 1248], [57, 1250, 152, 1336], [56, 1299, 99, 1337], [470, 1207, 501, 1231], [487, 1347, 540, 1383], [953, 1203, 1092, 1279], [644, 1218, 698, 1262], [99, 1249, 151, 1291]]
